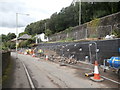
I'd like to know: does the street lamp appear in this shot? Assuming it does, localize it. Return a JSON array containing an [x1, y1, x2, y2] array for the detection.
[[79, 0, 81, 26], [16, 13, 29, 59]]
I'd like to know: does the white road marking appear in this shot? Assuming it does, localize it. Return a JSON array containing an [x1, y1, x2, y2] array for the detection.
[[101, 76, 120, 85], [21, 60, 35, 89]]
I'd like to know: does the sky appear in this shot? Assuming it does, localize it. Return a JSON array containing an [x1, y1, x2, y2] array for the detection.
[[0, 0, 119, 35], [0, 0, 73, 35]]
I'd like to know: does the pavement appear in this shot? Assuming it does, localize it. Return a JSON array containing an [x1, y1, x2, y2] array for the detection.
[[3, 52, 120, 88], [2, 52, 30, 88]]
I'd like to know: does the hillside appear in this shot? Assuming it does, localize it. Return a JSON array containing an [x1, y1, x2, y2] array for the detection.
[[21, 2, 120, 36]]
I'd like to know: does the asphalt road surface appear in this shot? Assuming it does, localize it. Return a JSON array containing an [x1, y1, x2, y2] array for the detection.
[[7, 52, 119, 88]]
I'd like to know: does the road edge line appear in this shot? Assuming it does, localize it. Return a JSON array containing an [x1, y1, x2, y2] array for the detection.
[[101, 76, 120, 85], [21, 61, 35, 89]]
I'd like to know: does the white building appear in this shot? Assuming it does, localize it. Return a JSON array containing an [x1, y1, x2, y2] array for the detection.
[[35, 33, 49, 44]]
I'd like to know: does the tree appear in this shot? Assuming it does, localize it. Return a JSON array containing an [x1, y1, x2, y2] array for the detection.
[[19, 32, 28, 37], [24, 2, 120, 36], [1, 34, 7, 42], [6, 41, 16, 49], [7, 33, 16, 41], [18, 38, 35, 48], [45, 29, 52, 36]]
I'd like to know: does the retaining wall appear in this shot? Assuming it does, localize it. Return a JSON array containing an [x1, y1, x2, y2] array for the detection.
[[49, 12, 120, 41], [37, 39, 120, 65], [2, 51, 11, 74]]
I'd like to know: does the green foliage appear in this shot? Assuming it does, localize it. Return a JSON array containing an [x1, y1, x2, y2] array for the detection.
[[18, 32, 28, 37], [87, 18, 100, 38], [18, 38, 35, 48], [65, 37, 75, 41], [2, 41, 16, 50], [7, 33, 16, 41], [6, 41, 16, 49], [64, 27, 73, 33], [1, 33, 16, 42], [89, 34, 98, 38], [1, 33, 16, 50], [1, 34, 7, 42], [57, 37, 75, 42], [19, 40, 27, 48], [2, 45, 8, 51], [45, 29, 52, 36], [24, 2, 120, 36], [2, 57, 12, 84], [87, 18, 100, 27], [112, 29, 120, 38], [25, 19, 49, 35]]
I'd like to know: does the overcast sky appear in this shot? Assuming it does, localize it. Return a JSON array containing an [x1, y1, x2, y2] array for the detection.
[[0, 0, 73, 35], [0, 0, 119, 35]]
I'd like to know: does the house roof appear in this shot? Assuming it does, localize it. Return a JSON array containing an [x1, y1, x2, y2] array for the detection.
[[35, 33, 45, 38], [18, 34, 31, 40]]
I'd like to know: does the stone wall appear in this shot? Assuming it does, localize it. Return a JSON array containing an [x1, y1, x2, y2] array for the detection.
[[49, 12, 120, 41]]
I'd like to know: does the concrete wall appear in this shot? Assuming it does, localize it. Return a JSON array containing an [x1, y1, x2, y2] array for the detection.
[[49, 12, 120, 41], [37, 39, 120, 65], [2, 51, 11, 74]]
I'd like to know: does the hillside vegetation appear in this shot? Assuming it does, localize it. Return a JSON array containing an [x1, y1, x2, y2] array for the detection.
[[23, 2, 120, 36]]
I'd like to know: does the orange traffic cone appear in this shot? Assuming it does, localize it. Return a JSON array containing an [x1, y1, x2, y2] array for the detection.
[[24, 52, 28, 55], [32, 51, 36, 57], [45, 54, 48, 60], [90, 61, 104, 81], [18, 51, 21, 54], [22, 52, 24, 54]]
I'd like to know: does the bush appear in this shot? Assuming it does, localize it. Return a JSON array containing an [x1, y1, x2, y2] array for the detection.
[[18, 38, 35, 48], [10, 42, 16, 49], [6, 41, 16, 49], [19, 40, 28, 48], [112, 29, 120, 38]]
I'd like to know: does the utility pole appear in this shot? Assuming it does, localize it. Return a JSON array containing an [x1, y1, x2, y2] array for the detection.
[[45, 23, 47, 30], [16, 13, 18, 59], [71, 0, 81, 26], [79, 0, 81, 26], [16, 13, 29, 59]]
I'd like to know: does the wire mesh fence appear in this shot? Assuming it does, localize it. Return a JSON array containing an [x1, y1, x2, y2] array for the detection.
[[49, 23, 120, 41]]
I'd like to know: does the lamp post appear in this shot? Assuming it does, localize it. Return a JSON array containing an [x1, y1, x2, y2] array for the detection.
[[16, 13, 29, 59], [79, 0, 81, 26]]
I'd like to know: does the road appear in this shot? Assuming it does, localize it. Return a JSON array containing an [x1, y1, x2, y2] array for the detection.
[[5, 52, 119, 88]]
